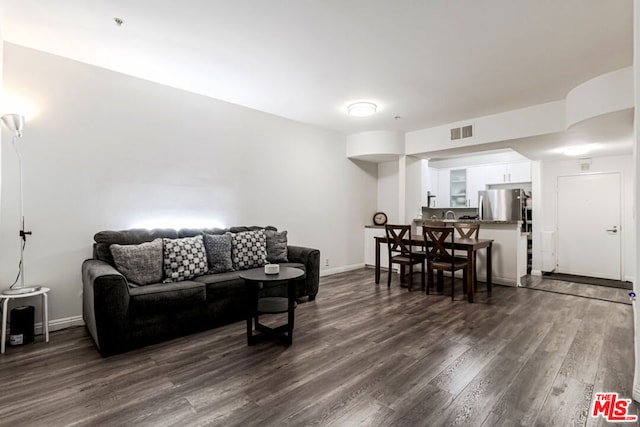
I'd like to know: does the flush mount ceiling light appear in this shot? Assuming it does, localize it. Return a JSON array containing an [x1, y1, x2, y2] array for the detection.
[[563, 146, 589, 156], [347, 102, 377, 117], [561, 144, 601, 156]]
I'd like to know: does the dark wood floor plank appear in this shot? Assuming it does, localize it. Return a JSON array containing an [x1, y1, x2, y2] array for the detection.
[[0, 268, 635, 426]]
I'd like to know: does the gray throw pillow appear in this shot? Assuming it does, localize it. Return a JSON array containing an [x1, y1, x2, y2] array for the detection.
[[203, 232, 234, 273], [265, 229, 288, 263], [110, 238, 164, 286], [163, 235, 208, 283]]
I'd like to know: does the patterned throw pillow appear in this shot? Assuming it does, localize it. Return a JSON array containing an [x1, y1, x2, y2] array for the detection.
[[265, 229, 288, 263], [162, 235, 208, 283], [110, 238, 164, 286], [203, 232, 234, 273], [231, 230, 267, 270]]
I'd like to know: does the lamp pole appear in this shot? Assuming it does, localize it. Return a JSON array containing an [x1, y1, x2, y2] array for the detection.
[[1, 114, 39, 295]]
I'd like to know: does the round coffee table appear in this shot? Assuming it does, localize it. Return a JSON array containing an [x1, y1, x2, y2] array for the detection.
[[240, 266, 304, 346]]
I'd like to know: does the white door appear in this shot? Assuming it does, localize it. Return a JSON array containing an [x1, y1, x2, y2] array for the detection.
[[557, 173, 621, 280]]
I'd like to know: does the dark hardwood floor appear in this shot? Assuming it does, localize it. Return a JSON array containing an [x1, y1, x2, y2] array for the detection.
[[0, 269, 637, 426]]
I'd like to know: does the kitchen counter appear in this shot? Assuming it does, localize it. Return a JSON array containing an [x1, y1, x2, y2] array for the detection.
[[416, 219, 520, 225], [413, 219, 527, 286]]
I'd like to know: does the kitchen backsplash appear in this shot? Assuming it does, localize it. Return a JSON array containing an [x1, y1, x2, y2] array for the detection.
[[421, 206, 478, 220]]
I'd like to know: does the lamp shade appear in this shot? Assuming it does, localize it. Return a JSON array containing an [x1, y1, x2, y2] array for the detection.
[[1, 114, 25, 137]]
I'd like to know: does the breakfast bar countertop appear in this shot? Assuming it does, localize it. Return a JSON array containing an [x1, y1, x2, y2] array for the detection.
[[416, 219, 521, 225]]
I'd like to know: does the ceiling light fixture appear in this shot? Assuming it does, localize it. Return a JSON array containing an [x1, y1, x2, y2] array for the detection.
[[563, 145, 590, 156], [347, 102, 377, 117]]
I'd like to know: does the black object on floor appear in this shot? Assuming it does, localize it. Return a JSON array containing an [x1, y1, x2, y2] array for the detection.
[[10, 305, 35, 345], [542, 272, 632, 290]]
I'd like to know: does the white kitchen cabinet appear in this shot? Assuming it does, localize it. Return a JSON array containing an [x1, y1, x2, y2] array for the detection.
[[423, 167, 439, 206], [437, 169, 450, 208], [449, 169, 467, 207], [364, 227, 395, 271], [431, 161, 531, 208], [481, 161, 531, 185], [506, 161, 531, 183], [482, 164, 506, 184], [466, 165, 486, 207]]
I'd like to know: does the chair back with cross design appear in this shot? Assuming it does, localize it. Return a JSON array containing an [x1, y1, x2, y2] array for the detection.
[[423, 225, 468, 300], [453, 222, 480, 240], [424, 226, 456, 262], [384, 224, 425, 291], [385, 224, 412, 256]]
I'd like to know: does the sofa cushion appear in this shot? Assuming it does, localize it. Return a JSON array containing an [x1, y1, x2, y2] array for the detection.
[[277, 262, 306, 275], [177, 225, 277, 238], [109, 238, 164, 286], [129, 280, 205, 314], [94, 228, 179, 266], [231, 230, 267, 270], [202, 232, 234, 274], [194, 271, 245, 301], [265, 229, 288, 263], [163, 236, 208, 283]]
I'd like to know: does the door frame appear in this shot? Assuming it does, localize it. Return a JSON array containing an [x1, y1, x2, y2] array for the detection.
[[555, 171, 623, 280]]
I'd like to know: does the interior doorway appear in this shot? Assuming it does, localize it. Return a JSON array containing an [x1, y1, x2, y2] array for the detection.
[[556, 172, 622, 280]]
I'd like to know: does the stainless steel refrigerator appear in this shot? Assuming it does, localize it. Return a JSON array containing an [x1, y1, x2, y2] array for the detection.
[[478, 189, 526, 221]]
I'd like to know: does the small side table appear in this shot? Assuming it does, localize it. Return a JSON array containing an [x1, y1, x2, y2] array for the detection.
[[0, 287, 50, 354], [240, 267, 304, 346]]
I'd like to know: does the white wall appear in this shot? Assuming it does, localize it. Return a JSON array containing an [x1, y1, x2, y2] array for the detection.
[[377, 161, 399, 223], [404, 156, 422, 222], [632, 0, 640, 402], [405, 101, 566, 155], [537, 155, 634, 281], [0, 43, 378, 324]]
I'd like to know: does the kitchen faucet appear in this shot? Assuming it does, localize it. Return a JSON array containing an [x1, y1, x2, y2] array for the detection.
[[445, 210, 456, 219]]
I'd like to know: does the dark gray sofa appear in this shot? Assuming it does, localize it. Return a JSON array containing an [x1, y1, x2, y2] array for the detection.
[[81, 226, 320, 356]]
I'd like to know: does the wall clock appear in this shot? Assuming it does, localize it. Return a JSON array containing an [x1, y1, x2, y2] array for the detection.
[[373, 212, 388, 226]]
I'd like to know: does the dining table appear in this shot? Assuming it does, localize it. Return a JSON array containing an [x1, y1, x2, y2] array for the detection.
[[374, 234, 493, 303]]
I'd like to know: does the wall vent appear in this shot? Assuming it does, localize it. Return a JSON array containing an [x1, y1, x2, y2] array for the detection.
[[450, 124, 473, 140]]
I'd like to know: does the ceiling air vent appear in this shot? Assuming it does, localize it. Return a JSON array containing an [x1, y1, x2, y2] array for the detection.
[[450, 124, 474, 141]]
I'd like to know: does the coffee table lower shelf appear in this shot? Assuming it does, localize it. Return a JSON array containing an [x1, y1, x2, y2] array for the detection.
[[240, 266, 304, 346], [249, 297, 298, 346]]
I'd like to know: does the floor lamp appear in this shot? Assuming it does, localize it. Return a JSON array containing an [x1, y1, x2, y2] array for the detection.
[[2, 114, 40, 295]]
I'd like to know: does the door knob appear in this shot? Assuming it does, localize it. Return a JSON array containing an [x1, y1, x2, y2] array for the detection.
[[606, 226, 618, 233]]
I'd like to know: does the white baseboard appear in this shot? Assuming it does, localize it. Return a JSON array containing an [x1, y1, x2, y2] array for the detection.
[[320, 263, 364, 277], [531, 269, 542, 276], [34, 315, 84, 335]]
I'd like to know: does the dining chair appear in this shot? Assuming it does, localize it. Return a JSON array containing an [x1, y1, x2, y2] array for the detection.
[[384, 224, 425, 291], [422, 226, 468, 300], [453, 222, 480, 290]]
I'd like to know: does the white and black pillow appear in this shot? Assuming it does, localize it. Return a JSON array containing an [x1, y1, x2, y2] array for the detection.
[[231, 230, 267, 270], [110, 238, 164, 286], [163, 235, 208, 283], [203, 232, 234, 274], [265, 229, 288, 263]]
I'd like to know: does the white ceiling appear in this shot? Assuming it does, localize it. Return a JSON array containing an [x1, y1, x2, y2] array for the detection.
[[0, 0, 634, 159]]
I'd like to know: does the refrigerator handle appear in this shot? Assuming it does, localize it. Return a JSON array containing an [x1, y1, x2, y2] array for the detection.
[[478, 193, 484, 219]]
